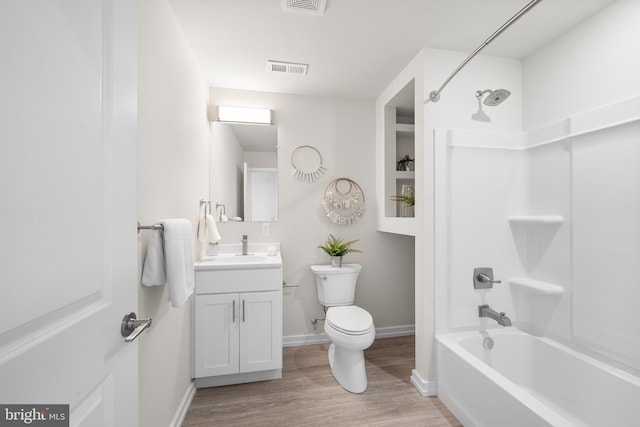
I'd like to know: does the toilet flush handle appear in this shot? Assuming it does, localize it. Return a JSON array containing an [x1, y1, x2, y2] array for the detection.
[[321, 276, 327, 280]]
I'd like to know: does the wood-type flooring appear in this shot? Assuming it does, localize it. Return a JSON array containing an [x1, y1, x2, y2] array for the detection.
[[183, 335, 462, 426]]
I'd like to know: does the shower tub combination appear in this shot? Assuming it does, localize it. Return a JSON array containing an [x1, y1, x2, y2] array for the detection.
[[436, 328, 640, 427]]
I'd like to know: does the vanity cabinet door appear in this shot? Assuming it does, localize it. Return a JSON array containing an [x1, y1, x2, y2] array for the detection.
[[239, 291, 283, 373], [195, 293, 240, 377]]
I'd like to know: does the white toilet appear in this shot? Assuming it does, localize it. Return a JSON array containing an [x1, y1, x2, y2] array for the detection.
[[310, 263, 375, 393]]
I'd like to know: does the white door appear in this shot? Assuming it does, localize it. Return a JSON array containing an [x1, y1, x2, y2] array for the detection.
[[0, 1, 139, 426], [244, 167, 278, 221], [240, 291, 282, 373], [195, 294, 240, 377]]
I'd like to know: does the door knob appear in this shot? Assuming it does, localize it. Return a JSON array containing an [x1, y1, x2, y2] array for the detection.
[[121, 312, 152, 342]]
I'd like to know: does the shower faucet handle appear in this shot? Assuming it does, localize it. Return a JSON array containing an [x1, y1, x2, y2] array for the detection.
[[478, 274, 501, 284], [473, 267, 501, 289]]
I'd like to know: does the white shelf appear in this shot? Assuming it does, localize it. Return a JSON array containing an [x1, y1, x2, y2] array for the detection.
[[508, 277, 564, 296], [395, 123, 415, 135], [395, 171, 415, 180], [508, 215, 564, 225], [377, 216, 416, 236]]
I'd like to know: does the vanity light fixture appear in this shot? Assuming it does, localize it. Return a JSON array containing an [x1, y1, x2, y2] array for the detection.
[[216, 106, 272, 125]]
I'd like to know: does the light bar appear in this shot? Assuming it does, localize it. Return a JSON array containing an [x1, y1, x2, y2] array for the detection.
[[217, 106, 272, 124]]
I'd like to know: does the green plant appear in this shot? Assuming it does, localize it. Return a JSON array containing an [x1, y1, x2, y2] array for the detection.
[[318, 234, 362, 257], [396, 154, 415, 171], [390, 195, 415, 206]]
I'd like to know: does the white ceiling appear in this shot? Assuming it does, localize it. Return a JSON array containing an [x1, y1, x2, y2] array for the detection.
[[169, 0, 618, 100]]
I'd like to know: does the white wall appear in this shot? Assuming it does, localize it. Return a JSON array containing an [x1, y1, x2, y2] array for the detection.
[[423, 49, 523, 385], [432, 0, 640, 376], [519, 0, 640, 373], [439, 100, 640, 376], [423, 48, 523, 132], [138, 0, 210, 426], [434, 132, 527, 331], [571, 121, 640, 371], [434, 1, 640, 372], [523, 0, 640, 130], [209, 87, 416, 341]]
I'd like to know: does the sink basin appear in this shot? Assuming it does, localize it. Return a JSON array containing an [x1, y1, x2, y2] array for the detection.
[[195, 253, 282, 270], [194, 242, 282, 271], [221, 255, 269, 263]]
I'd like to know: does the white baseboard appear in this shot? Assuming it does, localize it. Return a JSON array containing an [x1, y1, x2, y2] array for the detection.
[[410, 369, 437, 397], [170, 382, 196, 427], [283, 333, 330, 347], [283, 324, 415, 347], [375, 324, 415, 339], [194, 369, 281, 388]]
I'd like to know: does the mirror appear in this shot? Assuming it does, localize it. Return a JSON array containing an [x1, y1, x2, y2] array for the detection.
[[210, 121, 278, 222]]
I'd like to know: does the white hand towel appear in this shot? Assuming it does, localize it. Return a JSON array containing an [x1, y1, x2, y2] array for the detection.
[[205, 214, 222, 243], [196, 204, 207, 243], [160, 218, 195, 307], [141, 229, 167, 286]]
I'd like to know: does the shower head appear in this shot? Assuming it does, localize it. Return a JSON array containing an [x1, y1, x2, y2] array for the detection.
[[477, 89, 511, 106]]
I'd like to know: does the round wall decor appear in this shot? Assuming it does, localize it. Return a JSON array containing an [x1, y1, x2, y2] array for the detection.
[[291, 145, 327, 182], [321, 178, 365, 225]]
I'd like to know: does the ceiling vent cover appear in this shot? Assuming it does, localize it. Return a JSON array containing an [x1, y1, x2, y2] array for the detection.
[[267, 60, 309, 76], [281, 0, 327, 16]]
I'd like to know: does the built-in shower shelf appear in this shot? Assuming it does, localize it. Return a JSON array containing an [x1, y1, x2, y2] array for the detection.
[[508, 215, 564, 225], [508, 277, 564, 296]]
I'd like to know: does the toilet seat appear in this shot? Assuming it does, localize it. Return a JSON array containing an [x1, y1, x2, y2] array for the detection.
[[326, 306, 373, 335]]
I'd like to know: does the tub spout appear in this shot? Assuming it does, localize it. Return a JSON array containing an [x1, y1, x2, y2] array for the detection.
[[478, 304, 512, 326]]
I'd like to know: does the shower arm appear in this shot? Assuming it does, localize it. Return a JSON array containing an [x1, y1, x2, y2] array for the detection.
[[476, 89, 492, 99], [428, 0, 543, 103]]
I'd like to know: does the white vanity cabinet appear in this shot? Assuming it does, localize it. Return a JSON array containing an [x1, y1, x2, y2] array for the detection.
[[194, 252, 283, 388]]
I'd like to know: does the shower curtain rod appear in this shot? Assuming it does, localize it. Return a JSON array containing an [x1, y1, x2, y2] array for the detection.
[[428, 0, 543, 103]]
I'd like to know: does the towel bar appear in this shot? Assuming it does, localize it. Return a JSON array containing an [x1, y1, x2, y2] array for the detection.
[[137, 222, 164, 234]]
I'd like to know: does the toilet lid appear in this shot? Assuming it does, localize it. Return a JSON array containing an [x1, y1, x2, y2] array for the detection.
[[326, 306, 373, 335]]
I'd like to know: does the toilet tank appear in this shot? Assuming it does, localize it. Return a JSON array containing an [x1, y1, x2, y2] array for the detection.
[[310, 264, 362, 307]]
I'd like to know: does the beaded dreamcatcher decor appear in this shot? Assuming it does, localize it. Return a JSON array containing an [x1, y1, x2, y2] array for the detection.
[[321, 178, 365, 225]]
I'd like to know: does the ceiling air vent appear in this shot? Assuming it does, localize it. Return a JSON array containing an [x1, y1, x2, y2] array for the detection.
[[281, 0, 327, 16], [267, 60, 308, 76]]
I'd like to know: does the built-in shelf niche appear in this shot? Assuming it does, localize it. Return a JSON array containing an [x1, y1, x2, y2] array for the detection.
[[508, 215, 565, 296], [384, 79, 415, 220]]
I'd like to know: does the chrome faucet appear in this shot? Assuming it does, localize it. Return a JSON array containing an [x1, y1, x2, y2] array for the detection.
[[241, 234, 248, 255], [478, 304, 512, 326]]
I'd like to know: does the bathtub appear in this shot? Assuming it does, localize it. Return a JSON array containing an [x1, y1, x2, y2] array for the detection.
[[436, 328, 640, 427]]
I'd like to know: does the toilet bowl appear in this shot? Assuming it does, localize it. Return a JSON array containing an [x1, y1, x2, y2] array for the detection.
[[324, 305, 375, 393], [310, 264, 375, 393]]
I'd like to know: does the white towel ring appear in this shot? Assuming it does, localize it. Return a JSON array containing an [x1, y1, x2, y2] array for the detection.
[[291, 145, 327, 183]]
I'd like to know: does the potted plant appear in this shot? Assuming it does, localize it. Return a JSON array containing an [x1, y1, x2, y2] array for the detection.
[[389, 195, 415, 206], [396, 154, 415, 171], [318, 234, 362, 267], [390, 194, 415, 217]]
